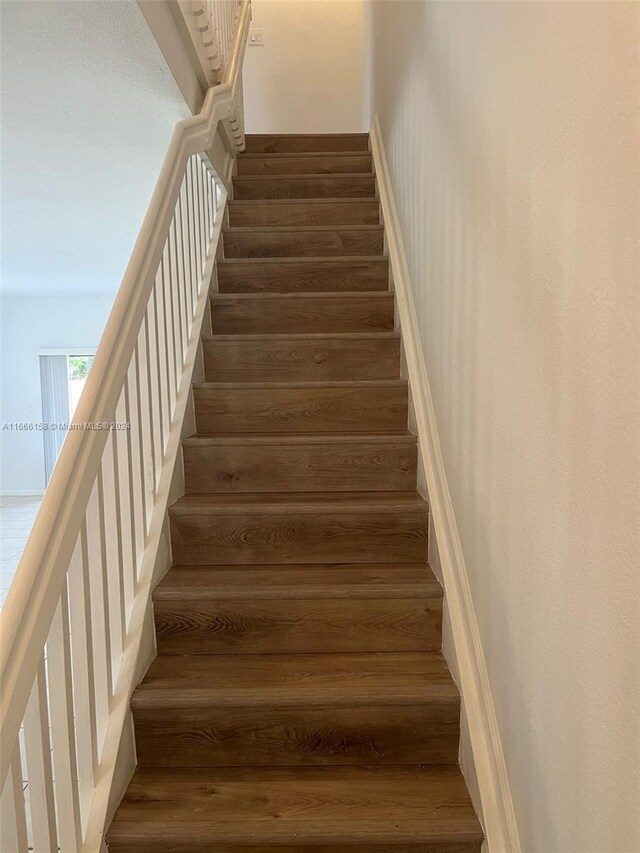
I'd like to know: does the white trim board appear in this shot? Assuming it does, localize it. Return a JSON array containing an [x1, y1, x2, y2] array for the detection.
[[370, 113, 521, 853]]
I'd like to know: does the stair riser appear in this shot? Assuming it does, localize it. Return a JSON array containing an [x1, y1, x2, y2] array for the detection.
[[233, 175, 376, 200], [237, 155, 373, 176], [211, 295, 394, 335], [154, 597, 440, 654], [194, 385, 408, 434], [218, 259, 389, 293], [170, 509, 428, 565], [133, 704, 459, 767], [203, 336, 401, 382], [223, 229, 384, 258], [228, 200, 380, 227], [183, 442, 417, 493]]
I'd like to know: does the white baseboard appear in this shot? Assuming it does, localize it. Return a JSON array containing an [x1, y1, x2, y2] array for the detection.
[[0, 491, 44, 497], [370, 114, 521, 853]]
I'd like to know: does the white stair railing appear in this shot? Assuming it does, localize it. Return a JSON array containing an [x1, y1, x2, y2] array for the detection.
[[0, 2, 251, 850], [180, 0, 242, 86]]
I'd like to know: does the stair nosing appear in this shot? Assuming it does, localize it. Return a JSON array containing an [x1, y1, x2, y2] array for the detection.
[[228, 197, 380, 206], [223, 224, 383, 234], [237, 151, 372, 159], [131, 651, 457, 709], [182, 432, 416, 446], [193, 379, 406, 389], [202, 331, 398, 341], [233, 172, 376, 181], [210, 291, 392, 301], [169, 492, 428, 517], [217, 254, 388, 265]]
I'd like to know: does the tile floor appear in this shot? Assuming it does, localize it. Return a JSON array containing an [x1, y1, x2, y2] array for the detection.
[[0, 495, 42, 607]]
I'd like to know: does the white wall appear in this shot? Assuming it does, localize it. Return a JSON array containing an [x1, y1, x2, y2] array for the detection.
[[243, 0, 364, 133], [365, 3, 640, 852], [0, 296, 113, 493], [0, 0, 190, 296]]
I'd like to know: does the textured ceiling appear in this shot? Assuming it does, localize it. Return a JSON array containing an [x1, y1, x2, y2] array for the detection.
[[1, 0, 190, 296]]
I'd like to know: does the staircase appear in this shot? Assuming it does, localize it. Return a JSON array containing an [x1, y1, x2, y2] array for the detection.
[[107, 134, 483, 852]]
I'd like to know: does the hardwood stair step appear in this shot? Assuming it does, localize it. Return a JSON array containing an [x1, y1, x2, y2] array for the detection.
[[222, 225, 384, 258], [228, 199, 380, 227], [154, 562, 442, 600], [203, 333, 400, 382], [236, 153, 373, 176], [233, 174, 376, 199], [132, 651, 455, 707], [243, 132, 370, 153], [107, 765, 483, 851], [217, 257, 389, 293], [210, 292, 394, 335], [153, 564, 441, 654], [193, 380, 408, 434], [168, 491, 428, 565], [182, 433, 416, 493], [131, 652, 458, 767]]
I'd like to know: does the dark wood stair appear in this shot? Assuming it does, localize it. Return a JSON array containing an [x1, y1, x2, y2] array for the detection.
[[107, 132, 483, 852]]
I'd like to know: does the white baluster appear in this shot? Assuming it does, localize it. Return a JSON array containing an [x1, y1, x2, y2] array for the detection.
[[67, 536, 98, 828], [0, 747, 29, 853], [23, 659, 57, 852], [160, 243, 177, 415], [144, 299, 164, 486], [135, 331, 156, 528], [114, 390, 137, 624], [99, 434, 125, 677], [47, 586, 83, 851], [84, 492, 112, 753]]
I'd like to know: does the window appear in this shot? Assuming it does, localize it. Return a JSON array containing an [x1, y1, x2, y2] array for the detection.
[[38, 350, 95, 484]]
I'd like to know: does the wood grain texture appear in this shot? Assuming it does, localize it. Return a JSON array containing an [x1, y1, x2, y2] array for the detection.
[[228, 199, 380, 227], [168, 491, 428, 565], [233, 174, 376, 200], [210, 293, 394, 335], [222, 226, 384, 258], [108, 129, 483, 852], [182, 434, 416, 493], [107, 766, 483, 850], [217, 257, 389, 293], [202, 333, 400, 382], [133, 652, 455, 706], [243, 133, 370, 153], [153, 596, 441, 654], [193, 381, 408, 434], [133, 703, 459, 767], [237, 154, 373, 176], [154, 563, 443, 601]]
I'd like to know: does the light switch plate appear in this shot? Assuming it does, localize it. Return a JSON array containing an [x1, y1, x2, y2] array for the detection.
[[248, 28, 264, 46]]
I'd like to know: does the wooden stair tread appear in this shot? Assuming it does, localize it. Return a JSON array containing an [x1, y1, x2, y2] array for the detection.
[[182, 432, 415, 445], [235, 172, 377, 181], [132, 651, 456, 708], [170, 490, 426, 514], [223, 224, 382, 233], [211, 290, 389, 300], [244, 132, 370, 153], [238, 152, 372, 160], [154, 563, 441, 600], [193, 379, 406, 389], [229, 196, 378, 204], [217, 254, 387, 265], [202, 331, 398, 340], [108, 765, 483, 846]]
